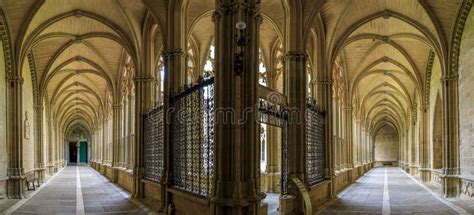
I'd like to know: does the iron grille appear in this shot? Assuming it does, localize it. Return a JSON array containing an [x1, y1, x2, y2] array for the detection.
[[170, 77, 215, 197], [258, 98, 289, 195], [143, 105, 165, 183], [306, 99, 326, 185]]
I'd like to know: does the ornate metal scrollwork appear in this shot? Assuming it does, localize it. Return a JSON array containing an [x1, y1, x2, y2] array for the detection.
[[258, 98, 289, 195], [306, 101, 326, 185], [143, 105, 165, 183], [170, 77, 215, 197]]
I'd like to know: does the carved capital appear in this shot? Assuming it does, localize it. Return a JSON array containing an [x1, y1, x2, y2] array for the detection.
[[315, 79, 332, 86], [442, 75, 458, 82], [162, 49, 185, 61], [6, 75, 24, 84], [134, 76, 155, 83], [284, 51, 307, 62]]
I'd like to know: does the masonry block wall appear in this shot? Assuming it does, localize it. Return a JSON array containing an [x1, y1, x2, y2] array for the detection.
[[459, 10, 474, 177], [374, 125, 399, 163]]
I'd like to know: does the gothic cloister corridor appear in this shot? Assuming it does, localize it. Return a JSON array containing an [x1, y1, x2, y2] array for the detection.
[[1, 0, 474, 214]]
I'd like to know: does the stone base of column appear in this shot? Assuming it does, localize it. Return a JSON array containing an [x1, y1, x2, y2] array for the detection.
[[46, 165, 55, 175], [442, 174, 460, 198], [210, 181, 262, 214], [409, 165, 419, 175], [111, 167, 120, 183], [131, 167, 144, 199], [6, 168, 26, 199], [419, 169, 431, 182], [35, 163, 46, 183], [279, 195, 295, 215]]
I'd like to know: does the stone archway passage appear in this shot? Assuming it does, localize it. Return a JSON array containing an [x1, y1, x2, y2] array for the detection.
[[317, 167, 466, 214], [8, 166, 147, 214]]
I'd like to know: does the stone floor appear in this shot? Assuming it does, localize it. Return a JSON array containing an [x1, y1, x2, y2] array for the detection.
[[7, 165, 147, 215], [317, 167, 468, 215], [263, 192, 279, 215]]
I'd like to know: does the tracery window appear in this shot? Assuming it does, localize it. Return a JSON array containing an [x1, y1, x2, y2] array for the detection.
[[258, 49, 268, 86], [307, 61, 313, 97], [155, 56, 165, 106], [274, 43, 284, 92], [203, 45, 215, 77], [186, 43, 196, 84]]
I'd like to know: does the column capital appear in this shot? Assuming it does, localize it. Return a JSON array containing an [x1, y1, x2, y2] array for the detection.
[[315, 79, 332, 86], [34, 105, 44, 111], [162, 49, 185, 60], [113, 104, 122, 109], [133, 76, 154, 83], [441, 75, 458, 82], [6, 75, 24, 84], [284, 51, 308, 62]]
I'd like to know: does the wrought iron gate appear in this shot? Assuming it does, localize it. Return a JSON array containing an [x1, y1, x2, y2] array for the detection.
[[306, 100, 326, 185], [170, 77, 215, 196], [143, 105, 165, 183], [258, 98, 289, 195]]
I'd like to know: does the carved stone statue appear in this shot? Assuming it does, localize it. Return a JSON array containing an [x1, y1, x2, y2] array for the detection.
[[24, 111, 30, 140]]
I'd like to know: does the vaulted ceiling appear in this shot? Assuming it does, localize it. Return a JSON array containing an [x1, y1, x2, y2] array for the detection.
[[0, 0, 464, 138], [1, 0, 146, 133], [316, 0, 462, 134]]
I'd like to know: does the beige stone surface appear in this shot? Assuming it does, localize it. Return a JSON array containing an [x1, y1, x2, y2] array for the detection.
[[22, 61, 35, 173], [374, 125, 399, 162], [0, 41, 7, 196], [459, 9, 474, 178]]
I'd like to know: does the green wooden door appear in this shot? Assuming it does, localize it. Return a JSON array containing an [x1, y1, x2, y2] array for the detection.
[[79, 142, 88, 163]]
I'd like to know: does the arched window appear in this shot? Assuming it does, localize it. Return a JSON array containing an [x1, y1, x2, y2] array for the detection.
[[155, 56, 165, 106], [258, 49, 267, 86], [203, 45, 215, 77], [274, 43, 284, 93], [186, 43, 196, 84], [307, 61, 313, 97]]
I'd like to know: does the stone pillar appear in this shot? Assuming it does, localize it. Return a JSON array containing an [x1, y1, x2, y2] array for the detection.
[[419, 105, 430, 181], [46, 105, 54, 174], [6, 75, 25, 199], [112, 104, 122, 182], [211, 0, 262, 213], [34, 105, 45, 182], [316, 77, 334, 198], [345, 106, 353, 169], [441, 76, 460, 197], [127, 95, 133, 169], [52, 123, 58, 171], [131, 75, 154, 199]]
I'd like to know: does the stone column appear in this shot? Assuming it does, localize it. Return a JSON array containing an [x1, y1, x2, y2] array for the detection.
[[127, 95, 133, 169], [131, 75, 154, 199], [316, 77, 334, 198], [211, 0, 262, 213], [441, 75, 460, 197], [112, 104, 122, 182], [6, 75, 25, 199], [46, 105, 54, 174], [345, 106, 353, 182], [53, 122, 58, 171], [34, 105, 45, 182], [419, 105, 430, 181]]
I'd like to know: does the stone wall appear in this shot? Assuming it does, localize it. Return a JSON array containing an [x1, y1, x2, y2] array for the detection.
[[22, 61, 35, 173], [459, 10, 474, 177], [0, 41, 7, 197], [374, 125, 399, 162]]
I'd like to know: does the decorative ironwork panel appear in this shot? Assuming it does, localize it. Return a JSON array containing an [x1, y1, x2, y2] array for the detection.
[[171, 77, 215, 197], [143, 106, 165, 183], [306, 101, 326, 185], [258, 98, 289, 195]]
